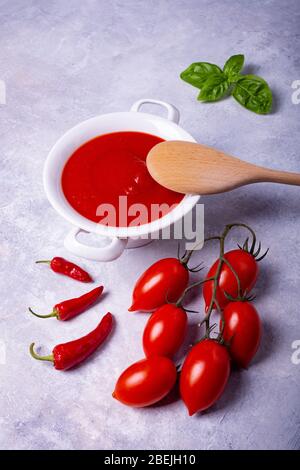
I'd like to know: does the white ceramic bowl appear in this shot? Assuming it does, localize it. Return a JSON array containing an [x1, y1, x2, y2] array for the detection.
[[43, 99, 200, 261]]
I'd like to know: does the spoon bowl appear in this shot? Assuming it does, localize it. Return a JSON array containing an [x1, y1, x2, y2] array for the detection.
[[147, 141, 300, 195]]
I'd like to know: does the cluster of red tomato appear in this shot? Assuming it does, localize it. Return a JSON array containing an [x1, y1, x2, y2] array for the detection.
[[113, 225, 266, 416]]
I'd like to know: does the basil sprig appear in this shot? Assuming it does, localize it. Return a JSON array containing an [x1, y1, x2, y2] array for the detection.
[[233, 75, 273, 114], [180, 54, 272, 114], [180, 62, 223, 89], [198, 74, 229, 102]]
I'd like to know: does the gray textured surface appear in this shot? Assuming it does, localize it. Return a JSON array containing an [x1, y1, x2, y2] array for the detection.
[[0, 0, 300, 451]]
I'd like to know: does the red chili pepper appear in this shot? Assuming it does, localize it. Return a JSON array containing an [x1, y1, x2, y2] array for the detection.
[[35, 257, 92, 282], [28, 286, 103, 321], [29, 312, 113, 370]]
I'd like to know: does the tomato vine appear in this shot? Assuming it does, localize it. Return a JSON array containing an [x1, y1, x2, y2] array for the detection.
[[199, 222, 268, 342]]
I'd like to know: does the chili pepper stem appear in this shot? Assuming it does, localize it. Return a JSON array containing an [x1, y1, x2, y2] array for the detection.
[[28, 307, 58, 319], [35, 260, 51, 264], [29, 343, 54, 363]]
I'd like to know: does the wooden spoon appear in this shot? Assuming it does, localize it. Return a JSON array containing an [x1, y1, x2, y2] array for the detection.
[[146, 140, 300, 195]]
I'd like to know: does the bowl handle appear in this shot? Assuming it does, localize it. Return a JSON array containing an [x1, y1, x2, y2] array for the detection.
[[64, 227, 128, 261], [130, 99, 180, 124]]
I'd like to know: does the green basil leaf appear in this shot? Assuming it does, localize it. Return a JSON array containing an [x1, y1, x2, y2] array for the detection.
[[197, 73, 229, 102], [180, 62, 222, 89], [232, 74, 272, 114], [223, 54, 244, 82]]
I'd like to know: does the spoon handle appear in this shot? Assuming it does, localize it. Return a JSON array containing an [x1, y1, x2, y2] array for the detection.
[[257, 167, 300, 186]]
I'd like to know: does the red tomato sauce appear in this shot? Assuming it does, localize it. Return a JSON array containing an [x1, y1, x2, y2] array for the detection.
[[61, 131, 183, 227]]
